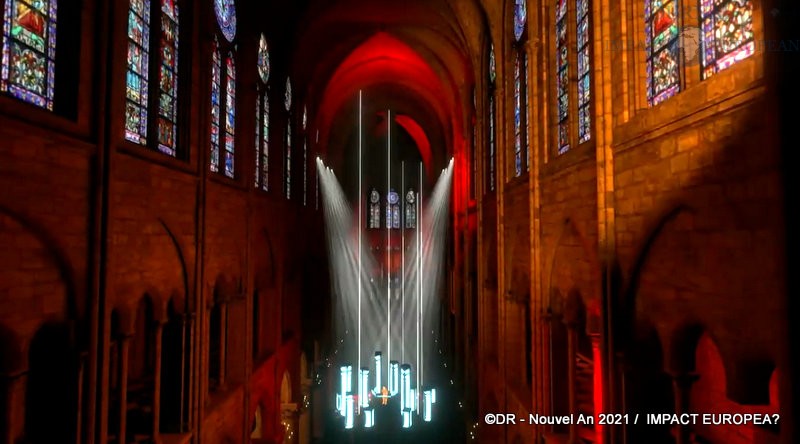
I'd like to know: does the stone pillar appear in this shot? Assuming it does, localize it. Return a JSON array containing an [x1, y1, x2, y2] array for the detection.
[[1, 371, 26, 444], [566, 323, 579, 444], [671, 373, 699, 444], [152, 321, 165, 439], [118, 334, 133, 444], [219, 302, 228, 388]]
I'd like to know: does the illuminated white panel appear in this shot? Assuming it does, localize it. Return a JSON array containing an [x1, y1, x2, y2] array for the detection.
[[339, 366, 348, 416], [359, 368, 369, 408], [402, 408, 413, 428], [364, 408, 374, 428], [345, 394, 354, 429], [389, 361, 399, 395], [423, 390, 432, 422], [373, 352, 382, 394]]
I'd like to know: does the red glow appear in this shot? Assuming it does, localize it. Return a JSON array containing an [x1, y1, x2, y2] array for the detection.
[[393, 114, 431, 171], [315, 33, 462, 173], [592, 338, 604, 444]]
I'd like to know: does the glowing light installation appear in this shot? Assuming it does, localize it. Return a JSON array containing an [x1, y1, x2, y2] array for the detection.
[[423, 389, 432, 422], [359, 368, 369, 408], [389, 361, 399, 396], [373, 352, 381, 394], [345, 394, 354, 429]]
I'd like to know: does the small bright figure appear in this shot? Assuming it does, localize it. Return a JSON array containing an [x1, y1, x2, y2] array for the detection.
[[381, 386, 389, 405]]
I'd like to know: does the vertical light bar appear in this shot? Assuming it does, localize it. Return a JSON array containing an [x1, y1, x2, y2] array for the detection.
[[359, 368, 369, 408], [386, 109, 392, 372], [431, 387, 437, 404], [340, 366, 348, 416], [402, 409, 412, 428], [358, 91, 363, 379], [416, 164, 421, 403], [423, 390, 432, 422], [389, 361, 399, 396], [401, 161, 405, 364], [400, 365, 409, 410], [364, 408, 374, 428], [419, 162, 424, 392], [345, 394, 354, 429], [373, 352, 382, 394]]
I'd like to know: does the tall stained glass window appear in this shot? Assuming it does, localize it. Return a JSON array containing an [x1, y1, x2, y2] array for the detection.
[[255, 33, 269, 190], [405, 189, 416, 229], [303, 106, 307, 206], [386, 190, 400, 229], [487, 44, 496, 193], [513, 0, 528, 177], [699, 0, 754, 79], [284, 77, 292, 200], [646, 0, 680, 106], [556, 0, 569, 154], [210, 38, 221, 173], [576, 0, 591, 144], [210, 0, 236, 177], [157, 0, 179, 155], [125, 0, 150, 144], [124, 0, 181, 155], [369, 189, 381, 229], [1, 0, 58, 110]]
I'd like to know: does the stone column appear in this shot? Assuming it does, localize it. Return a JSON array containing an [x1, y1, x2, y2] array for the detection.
[[2, 371, 26, 444], [118, 334, 133, 444], [566, 322, 579, 444], [152, 321, 165, 439], [671, 373, 699, 444], [219, 302, 228, 388]]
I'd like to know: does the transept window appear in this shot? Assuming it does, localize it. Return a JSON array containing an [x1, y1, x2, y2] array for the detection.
[[369, 189, 381, 229], [209, 0, 237, 178], [1, 0, 58, 110], [405, 189, 416, 229], [255, 33, 269, 190], [513, 0, 529, 176], [699, 0, 754, 79], [386, 190, 400, 229]]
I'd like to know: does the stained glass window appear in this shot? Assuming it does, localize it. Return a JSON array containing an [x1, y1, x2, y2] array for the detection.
[[158, 0, 179, 155], [514, 0, 527, 41], [1, 0, 58, 110], [646, 0, 681, 106], [223, 53, 235, 178], [257, 33, 269, 83], [514, 53, 523, 176], [577, 0, 591, 144], [255, 35, 269, 191], [124, 0, 151, 144], [405, 189, 416, 229], [386, 190, 400, 229], [209, 39, 221, 173], [213, 0, 236, 42], [699, 0, 754, 79], [556, 0, 570, 154], [285, 77, 292, 200], [487, 44, 496, 193], [369, 189, 381, 228], [303, 106, 307, 206]]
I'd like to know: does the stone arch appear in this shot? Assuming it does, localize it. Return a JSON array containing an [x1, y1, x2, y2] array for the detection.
[[158, 219, 191, 312], [547, 218, 601, 327]]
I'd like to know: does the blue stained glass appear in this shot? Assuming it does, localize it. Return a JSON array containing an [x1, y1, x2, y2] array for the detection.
[[255, 93, 260, 188], [646, 0, 681, 106], [158, 0, 179, 155], [514, 0, 527, 41], [258, 33, 269, 83], [262, 96, 269, 191], [576, 0, 592, 144], [209, 41, 221, 173], [124, 0, 150, 144], [213, 0, 236, 42], [223, 54, 235, 178]]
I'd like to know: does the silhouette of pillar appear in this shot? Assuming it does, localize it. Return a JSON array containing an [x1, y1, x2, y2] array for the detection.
[[219, 302, 228, 388], [671, 373, 699, 444], [152, 321, 164, 439], [118, 332, 133, 444], [2, 371, 25, 444], [566, 321, 579, 444]]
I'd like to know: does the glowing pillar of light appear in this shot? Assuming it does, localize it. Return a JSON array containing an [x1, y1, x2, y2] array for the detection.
[[339, 366, 349, 416], [400, 365, 411, 411], [410, 389, 416, 412], [359, 368, 369, 409], [418, 161, 423, 393], [336, 394, 342, 414], [373, 352, 382, 394], [364, 408, 374, 428], [430, 388, 436, 404], [402, 408, 413, 428], [386, 109, 392, 374], [389, 361, 399, 396], [423, 389, 432, 422], [358, 90, 362, 387], [592, 336, 604, 444], [345, 393, 354, 429]]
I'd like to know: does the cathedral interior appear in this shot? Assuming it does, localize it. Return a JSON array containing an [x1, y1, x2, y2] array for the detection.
[[0, 0, 797, 443]]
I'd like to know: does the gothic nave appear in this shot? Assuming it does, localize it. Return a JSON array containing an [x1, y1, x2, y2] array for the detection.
[[0, 0, 797, 443]]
